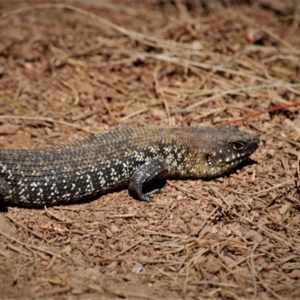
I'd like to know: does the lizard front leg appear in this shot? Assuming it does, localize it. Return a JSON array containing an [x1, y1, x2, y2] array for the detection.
[[129, 159, 168, 202]]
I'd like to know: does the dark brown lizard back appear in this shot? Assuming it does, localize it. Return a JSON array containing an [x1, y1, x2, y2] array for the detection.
[[0, 126, 260, 207]]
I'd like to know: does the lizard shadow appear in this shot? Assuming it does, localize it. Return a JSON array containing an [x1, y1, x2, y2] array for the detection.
[[0, 187, 126, 211], [130, 157, 258, 201]]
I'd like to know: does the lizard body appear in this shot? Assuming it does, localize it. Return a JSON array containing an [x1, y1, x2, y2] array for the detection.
[[0, 126, 260, 207]]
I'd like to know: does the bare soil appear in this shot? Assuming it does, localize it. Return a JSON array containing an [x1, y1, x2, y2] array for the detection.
[[0, 0, 300, 299]]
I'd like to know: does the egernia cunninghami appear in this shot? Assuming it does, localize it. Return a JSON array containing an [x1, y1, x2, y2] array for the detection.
[[0, 125, 260, 207]]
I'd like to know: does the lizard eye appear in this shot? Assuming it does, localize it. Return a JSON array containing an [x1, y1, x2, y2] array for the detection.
[[233, 141, 245, 151]]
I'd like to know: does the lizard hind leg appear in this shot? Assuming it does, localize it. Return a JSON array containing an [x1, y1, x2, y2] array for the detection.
[[129, 159, 168, 202]]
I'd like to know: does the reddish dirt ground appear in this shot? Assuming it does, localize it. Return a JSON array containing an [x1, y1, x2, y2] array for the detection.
[[0, 0, 300, 299]]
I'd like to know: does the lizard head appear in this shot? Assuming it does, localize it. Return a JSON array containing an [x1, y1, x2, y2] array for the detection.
[[199, 125, 260, 178], [178, 125, 260, 179]]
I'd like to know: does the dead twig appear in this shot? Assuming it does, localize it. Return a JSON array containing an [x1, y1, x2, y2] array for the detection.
[[5, 215, 44, 239], [171, 83, 300, 115], [0, 230, 65, 260], [0, 3, 196, 51], [101, 97, 119, 125], [60, 80, 80, 105], [110, 237, 149, 258], [213, 178, 297, 196], [0, 115, 93, 133]]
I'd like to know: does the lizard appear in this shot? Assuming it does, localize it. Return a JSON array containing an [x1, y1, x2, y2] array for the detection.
[[0, 125, 260, 207]]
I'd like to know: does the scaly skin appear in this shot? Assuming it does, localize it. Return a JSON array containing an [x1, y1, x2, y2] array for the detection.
[[0, 126, 260, 207]]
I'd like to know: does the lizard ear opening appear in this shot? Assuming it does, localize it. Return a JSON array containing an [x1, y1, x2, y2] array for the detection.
[[205, 154, 212, 167]]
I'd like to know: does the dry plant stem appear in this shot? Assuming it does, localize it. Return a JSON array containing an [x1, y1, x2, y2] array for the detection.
[[229, 10, 300, 54], [70, 0, 137, 15], [0, 115, 93, 133], [142, 229, 189, 240], [71, 108, 100, 122], [149, 53, 268, 82], [88, 57, 139, 68], [0, 230, 65, 260], [114, 291, 158, 299], [220, 102, 300, 125], [35, 286, 72, 298], [247, 256, 257, 298], [44, 206, 67, 222], [196, 207, 219, 237], [0, 91, 35, 116], [119, 108, 148, 122], [297, 153, 300, 181], [183, 254, 196, 294], [5, 214, 43, 239], [14, 81, 22, 103], [111, 213, 138, 218], [234, 212, 299, 252], [212, 177, 298, 196], [101, 97, 119, 125], [153, 66, 172, 125], [194, 281, 239, 288], [1, 3, 277, 87], [6, 244, 31, 256], [60, 80, 80, 105], [0, 3, 195, 51], [67, 278, 106, 294], [209, 186, 230, 207], [193, 107, 226, 121], [252, 242, 284, 300], [229, 253, 264, 268], [251, 242, 262, 300], [167, 181, 212, 202], [110, 237, 149, 258], [262, 26, 300, 54], [256, 277, 284, 300], [163, 99, 172, 126], [183, 249, 211, 294], [45, 256, 57, 270], [257, 225, 299, 252], [172, 83, 300, 114]]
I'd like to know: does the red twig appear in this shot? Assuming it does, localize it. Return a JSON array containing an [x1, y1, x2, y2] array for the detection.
[[217, 102, 300, 125]]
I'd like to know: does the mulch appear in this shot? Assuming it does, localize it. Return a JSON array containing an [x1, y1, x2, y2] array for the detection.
[[0, 0, 300, 299]]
